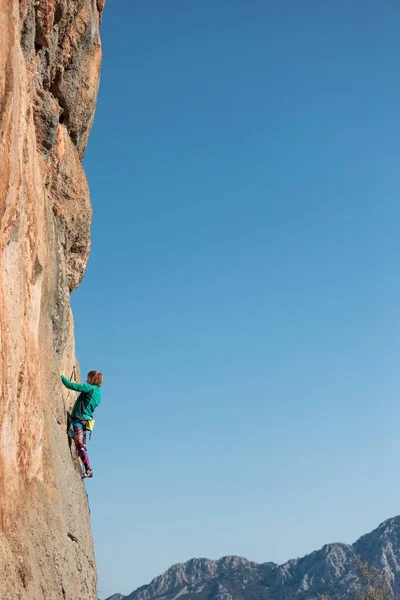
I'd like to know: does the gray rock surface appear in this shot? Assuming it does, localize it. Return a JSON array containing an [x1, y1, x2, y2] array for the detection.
[[106, 516, 400, 600]]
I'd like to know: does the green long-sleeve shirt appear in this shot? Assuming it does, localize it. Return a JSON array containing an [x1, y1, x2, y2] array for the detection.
[[61, 375, 101, 421]]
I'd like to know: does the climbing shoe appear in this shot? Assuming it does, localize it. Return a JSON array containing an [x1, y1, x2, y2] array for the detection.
[[81, 469, 93, 479]]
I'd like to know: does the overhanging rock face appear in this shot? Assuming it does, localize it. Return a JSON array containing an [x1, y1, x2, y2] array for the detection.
[[0, 1, 105, 598]]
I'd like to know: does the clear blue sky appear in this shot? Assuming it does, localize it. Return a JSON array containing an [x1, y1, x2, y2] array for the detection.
[[71, 1, 400, 598]]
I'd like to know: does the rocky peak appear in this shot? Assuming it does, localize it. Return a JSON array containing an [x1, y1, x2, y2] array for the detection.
[[106, 516, 400, 600]]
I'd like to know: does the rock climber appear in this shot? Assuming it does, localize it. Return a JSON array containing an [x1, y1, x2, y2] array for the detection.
[[61, 370, 103, 479]]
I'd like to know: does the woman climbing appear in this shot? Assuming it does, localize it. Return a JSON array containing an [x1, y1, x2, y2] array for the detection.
[[61, 370, 103, 479]]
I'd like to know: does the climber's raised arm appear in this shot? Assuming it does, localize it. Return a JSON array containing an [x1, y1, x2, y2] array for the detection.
[[61, 375, 92, 393]]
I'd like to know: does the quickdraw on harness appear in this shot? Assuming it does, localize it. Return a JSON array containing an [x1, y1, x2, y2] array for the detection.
[[85, 418, 95, 440]]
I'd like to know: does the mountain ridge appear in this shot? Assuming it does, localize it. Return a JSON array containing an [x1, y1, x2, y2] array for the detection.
[[105, 515, 400, 600]]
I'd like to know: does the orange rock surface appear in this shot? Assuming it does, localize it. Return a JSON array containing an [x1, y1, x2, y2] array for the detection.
[[0, 1, 105, 597]]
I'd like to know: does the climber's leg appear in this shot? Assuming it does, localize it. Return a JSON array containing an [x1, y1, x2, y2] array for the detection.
[[73, 422, 91, 473]]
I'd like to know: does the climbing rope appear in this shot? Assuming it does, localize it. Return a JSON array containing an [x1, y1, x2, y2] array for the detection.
[[63, 366, 76, 402], [63, 366, 77, 439]]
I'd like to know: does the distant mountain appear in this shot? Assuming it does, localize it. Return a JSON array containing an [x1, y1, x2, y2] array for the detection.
[[105, 516, 400, 600]]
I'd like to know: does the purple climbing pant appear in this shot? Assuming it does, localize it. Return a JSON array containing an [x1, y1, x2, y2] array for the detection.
[[73, 422, 91, 472]]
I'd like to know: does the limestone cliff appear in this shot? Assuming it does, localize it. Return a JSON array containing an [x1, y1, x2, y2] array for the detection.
[[0, 1, 105, 598]]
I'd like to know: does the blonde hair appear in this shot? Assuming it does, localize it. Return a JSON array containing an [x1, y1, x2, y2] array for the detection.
[[87, 370, 103, 387]]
